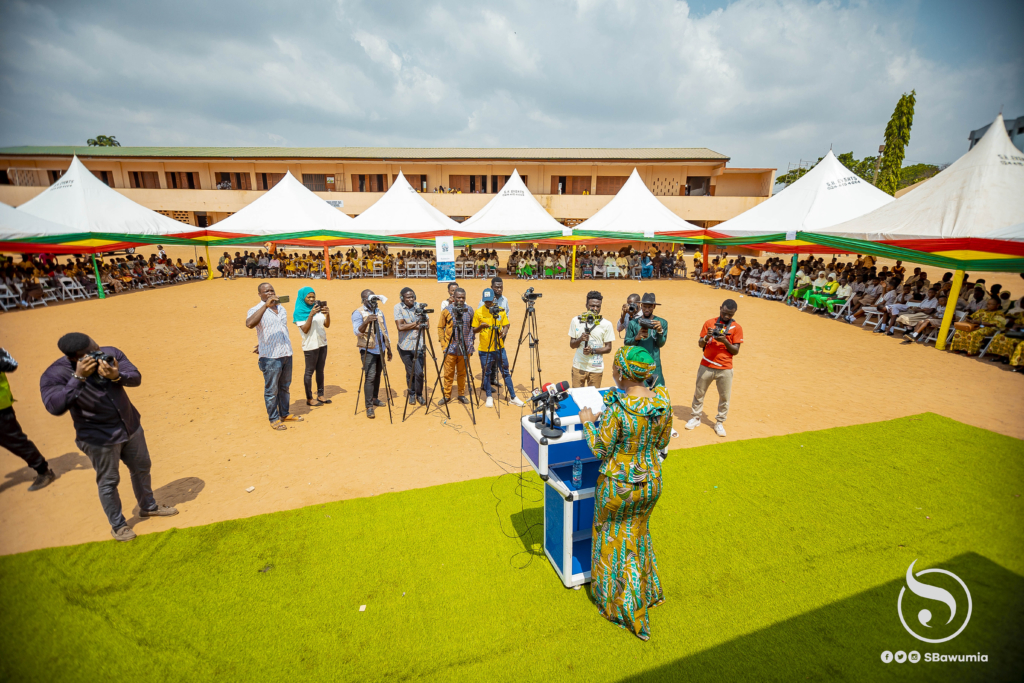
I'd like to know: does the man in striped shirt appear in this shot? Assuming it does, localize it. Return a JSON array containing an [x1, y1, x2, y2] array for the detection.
[[246, 282, 300, 430]]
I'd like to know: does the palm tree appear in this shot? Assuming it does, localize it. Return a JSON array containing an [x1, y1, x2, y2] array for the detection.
[[86, 135, 121, 147]]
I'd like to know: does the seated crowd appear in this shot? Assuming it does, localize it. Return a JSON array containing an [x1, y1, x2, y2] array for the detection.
[[2, 250, 206, 307], [507, 245, 688, 280], [694, 252, 1024, 370]]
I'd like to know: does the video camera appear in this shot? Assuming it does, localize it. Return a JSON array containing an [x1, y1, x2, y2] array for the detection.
[[451, 303, 469, 321], [413, 302, 433, 327], [365, 294, 383, 312], [522, 287, 543, 304], [487, 303, 504, 318]]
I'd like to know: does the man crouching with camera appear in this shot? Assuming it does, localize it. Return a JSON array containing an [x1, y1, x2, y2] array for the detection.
[[40, 333, 178, 542], [568, 290, 615, 387]]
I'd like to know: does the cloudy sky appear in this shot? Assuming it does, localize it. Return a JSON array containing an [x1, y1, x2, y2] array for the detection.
[[0, 0, 1020, 172]]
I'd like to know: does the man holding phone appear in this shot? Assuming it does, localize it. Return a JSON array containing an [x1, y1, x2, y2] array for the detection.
[[685, 299, 743, 437], [246, 283, 300, 430]]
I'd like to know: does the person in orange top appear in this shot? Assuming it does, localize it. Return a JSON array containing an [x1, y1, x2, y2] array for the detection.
[[684, 299, 743, 437]]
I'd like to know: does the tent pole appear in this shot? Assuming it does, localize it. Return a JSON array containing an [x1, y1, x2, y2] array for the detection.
[[571, 245, 577, 283], [324, 246, 332, 280], [935, 269, 964, 351], [205, 244, 214, 281], [91, 254, 106, 300], [701, 243, 709, 273], [786, 254, 798, 297]]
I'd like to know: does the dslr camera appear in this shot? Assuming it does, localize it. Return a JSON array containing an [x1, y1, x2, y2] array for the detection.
[[86, 350, 115, 364], [637, 317, 658, 330], [628, 302, 639, 315], [522, 287, 543, 303]]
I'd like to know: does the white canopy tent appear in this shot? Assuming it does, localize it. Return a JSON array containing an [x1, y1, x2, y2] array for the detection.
[[351, 171, 459, 237], [16, 156, 190, 239], [574, 168, 702, 236], [459, 169, 564, 238], [823, 115, 1024, 241], [711, 150, 894, 238], [207, 171, 354, 240], [0, 201, 84, 243], [980, 222, 1024, 242]]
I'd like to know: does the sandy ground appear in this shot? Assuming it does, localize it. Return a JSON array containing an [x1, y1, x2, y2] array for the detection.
[[1, 266, 1022, 556]]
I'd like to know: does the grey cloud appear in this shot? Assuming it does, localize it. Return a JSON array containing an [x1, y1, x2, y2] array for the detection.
[[0, 0, 1021, 169]]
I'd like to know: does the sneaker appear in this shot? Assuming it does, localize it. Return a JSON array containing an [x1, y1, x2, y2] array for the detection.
[[366, 406, 376, 419], [372, 399, 386, 407], [510, 397, 525, 408], [140, 504, 179, 518], [28, 468, 56, 491], [485, 396, 494, 408], [714, 422, 727, 437], [457, 396, 470, 405], [685, 417, 700, 430], [437, 397, 450, 406], [111, 526, 136, 542], [670, 428, 679, 438]]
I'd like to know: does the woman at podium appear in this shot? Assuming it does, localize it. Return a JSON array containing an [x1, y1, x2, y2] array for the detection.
[[578, 346, 672, 640]]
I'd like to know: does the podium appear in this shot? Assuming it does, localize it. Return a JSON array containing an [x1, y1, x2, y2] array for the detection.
[[520, 388, 606, 588]]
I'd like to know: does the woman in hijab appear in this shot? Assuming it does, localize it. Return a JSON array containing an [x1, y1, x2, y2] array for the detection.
[[578, 346, 673, 641], [294, 286, 331, 406]]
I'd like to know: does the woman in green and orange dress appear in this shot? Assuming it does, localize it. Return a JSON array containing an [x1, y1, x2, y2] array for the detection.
[[949, 297, 1007, 355], [578, 346, 673, 641]]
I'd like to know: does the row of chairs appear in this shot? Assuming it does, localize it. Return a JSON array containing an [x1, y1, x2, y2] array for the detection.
[[0, 276, 96, 311], [395, 262, 433, 278]]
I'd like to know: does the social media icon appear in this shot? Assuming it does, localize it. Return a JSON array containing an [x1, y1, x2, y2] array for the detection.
[[895, 651, 907, 663], [881, 651, 894, 663], [908, 651, 921, 663]]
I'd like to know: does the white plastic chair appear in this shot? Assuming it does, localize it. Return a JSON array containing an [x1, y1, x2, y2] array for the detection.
[[59, 277, 87, 301], [861, 306, 883, 329], [372, 261, 384, 278], [0, 284, 19, 311]]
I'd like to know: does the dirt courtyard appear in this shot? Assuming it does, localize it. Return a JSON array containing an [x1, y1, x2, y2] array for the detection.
[[1, 272, 1022, 555]]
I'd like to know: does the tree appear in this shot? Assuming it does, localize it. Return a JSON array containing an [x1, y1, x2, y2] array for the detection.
[[86, 135, 120, 147], [876, 91, 916, 195]]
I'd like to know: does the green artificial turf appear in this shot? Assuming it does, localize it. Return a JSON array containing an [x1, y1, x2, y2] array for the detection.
[[1, 413, 1023, 682]]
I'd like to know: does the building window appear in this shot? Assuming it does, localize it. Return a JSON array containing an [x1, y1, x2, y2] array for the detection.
[[214, 172, 252, 190], [351, 174, 386, 192], [302, 174, 327, 192], [128, 171, 160, 189], [596, 176, 628, 195], [258, 173, 285, 190], [448, 175, 488, 193], [90, 170, 114, 187], [393, 174, 427, 191], [165, 171, 198, 189], [489, 175, 527, 193], [684, 176, 711, 196], [550, 176, 591, 195]]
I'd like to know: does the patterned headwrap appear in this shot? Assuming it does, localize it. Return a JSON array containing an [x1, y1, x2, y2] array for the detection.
[[613, 346, 656, 381]]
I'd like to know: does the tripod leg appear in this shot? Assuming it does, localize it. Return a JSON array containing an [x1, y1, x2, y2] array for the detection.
[[354, 351, 366, 415], [531, 309, 543, 387], [509, 309, 531, 377], [424, 329, 450, 418], [379, 352, 394, 424]]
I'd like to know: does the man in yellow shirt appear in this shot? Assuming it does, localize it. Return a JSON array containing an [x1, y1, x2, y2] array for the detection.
[[472, 288, 525, 409]]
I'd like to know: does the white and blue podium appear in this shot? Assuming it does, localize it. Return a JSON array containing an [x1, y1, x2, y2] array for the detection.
[[520, 388, 607, 588]]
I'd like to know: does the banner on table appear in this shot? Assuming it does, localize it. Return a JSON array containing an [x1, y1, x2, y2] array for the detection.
[[436, 235, 455, 282]]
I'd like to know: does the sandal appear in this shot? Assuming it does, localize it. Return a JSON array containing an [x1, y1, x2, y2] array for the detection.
[[269, 420, 287, 431], [281, 415, 304, 422]]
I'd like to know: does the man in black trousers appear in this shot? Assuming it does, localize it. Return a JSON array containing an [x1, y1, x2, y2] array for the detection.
[[0, 347, 55, 491]]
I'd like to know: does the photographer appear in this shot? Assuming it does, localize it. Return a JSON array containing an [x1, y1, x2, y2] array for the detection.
[[1, 347, 55, 491], [246, 283, 300, 430], [394, 287, 427, 405], [685, 299, 743, 437], [617, 293, 641, 334], [477, 277, 510, 389], [352, 289, 393, 419], [441, 281, 459, 312], [568, 291, 615, 387], [472, 288, 525, 408], [294, 287, 331, 407], [624, 293, 668, 387], [436, 287, 474, 406], [40, 333, 178, 542]]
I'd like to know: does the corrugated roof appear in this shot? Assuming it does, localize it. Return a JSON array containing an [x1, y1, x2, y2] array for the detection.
[[0, 145, 729, 161]]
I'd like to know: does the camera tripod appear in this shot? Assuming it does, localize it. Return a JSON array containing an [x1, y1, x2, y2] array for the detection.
[[353, 311, 394, 424], [509, 298, 542, 393], [426, 307, 479, 425], [401, 314, 448, 422]]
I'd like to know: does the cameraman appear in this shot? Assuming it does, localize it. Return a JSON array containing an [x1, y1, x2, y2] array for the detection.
[[685, 299, 743, 437], [477, 277, 510, 389], [394, 287, 427, 405], [472, 288, 525, 409], [617, 293, 641, 334], [352, 289, 393, 419], [568, 291, 615, 387], [436, 287, 474, 405], [624, 293, 668, 387], [40, 333, 178, 542]]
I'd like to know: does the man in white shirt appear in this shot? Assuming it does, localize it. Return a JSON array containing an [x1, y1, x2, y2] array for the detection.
[[569, 291, 615, 387], [442, 281, 459, 312], [245, 282, 299, 429]]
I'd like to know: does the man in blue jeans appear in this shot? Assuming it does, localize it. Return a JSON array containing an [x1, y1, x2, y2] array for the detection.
[[472, 288, 526, 409], [246, 282, 301, 430]]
